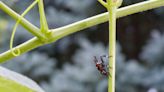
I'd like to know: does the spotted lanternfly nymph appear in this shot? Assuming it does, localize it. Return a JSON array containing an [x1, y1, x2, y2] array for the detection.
[[94, 55, 111, 77]]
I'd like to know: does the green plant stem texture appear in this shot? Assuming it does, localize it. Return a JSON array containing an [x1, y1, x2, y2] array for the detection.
[[108, 6, 117, 92], [10, 0, 40, 56], [0, 1, 46, 40], [38, 0, 49, 34], [0, 0, 164, 63]]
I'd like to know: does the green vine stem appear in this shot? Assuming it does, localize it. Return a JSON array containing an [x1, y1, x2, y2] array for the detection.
[[0, 1, 46, 40], [0, 0, 163, 63], [10, 0, 40, 56], [108, 5, 116, 91], [108, 1, 117, 92], [38, 0, 49, 35], [107, 0, 122, 92], [98, 0, 122, 91]]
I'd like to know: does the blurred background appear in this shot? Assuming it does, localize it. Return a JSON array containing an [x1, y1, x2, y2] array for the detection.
[[0, 0, 164, 92]]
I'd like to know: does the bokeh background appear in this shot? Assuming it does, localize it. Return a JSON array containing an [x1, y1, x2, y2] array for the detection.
[[0, 0, 164, 92]]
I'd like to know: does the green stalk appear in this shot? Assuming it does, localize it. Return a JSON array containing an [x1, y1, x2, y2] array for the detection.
[[0, 0, 163, 63], [50, 0, 164, 42], [0, 1, 46, 40], [10, 0, 41, 56], [108, 3, 117, 92], [0, 38, 43, 63], [38, 0, 49, 34]]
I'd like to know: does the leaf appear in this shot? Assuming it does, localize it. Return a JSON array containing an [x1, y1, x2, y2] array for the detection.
[[0, 66, 44, 92]]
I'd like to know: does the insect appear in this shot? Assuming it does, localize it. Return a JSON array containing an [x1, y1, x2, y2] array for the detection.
[[94, 55, 111, 77]]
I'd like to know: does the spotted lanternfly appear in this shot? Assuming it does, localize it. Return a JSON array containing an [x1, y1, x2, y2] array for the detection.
[[94, 55, 111, 77]]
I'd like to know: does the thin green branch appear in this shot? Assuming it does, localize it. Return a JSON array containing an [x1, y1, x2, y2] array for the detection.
[[0, 1, 46, 40], [108, 4, 117, 92], [98, 0, 108, 8], [10, 0, 41, 56], [0, 38, 43, 63], [50, 0, 164, 41], [105, 0, 121, 91], [108, 7, 116, 92], [0, 0, 163, 62], [38, 0, 49, 34]]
